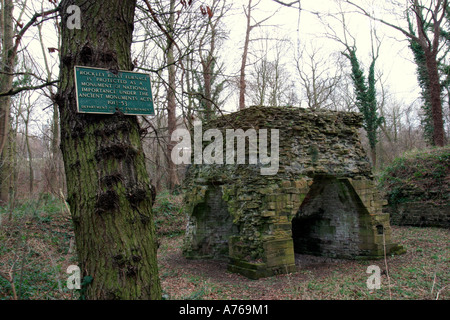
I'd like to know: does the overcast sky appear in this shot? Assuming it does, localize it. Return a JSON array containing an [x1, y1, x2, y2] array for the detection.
[[223, 0, 420, 110]]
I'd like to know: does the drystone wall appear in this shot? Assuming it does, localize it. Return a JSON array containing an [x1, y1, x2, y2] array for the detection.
[[183, 106, 404, 279], [386, 202, 449, 228]]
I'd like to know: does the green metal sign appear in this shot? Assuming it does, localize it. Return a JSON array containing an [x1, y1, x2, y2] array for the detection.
[[74, 66, 154, 115]]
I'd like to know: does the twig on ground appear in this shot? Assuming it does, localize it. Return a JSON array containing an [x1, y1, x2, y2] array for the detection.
[[436, 285, 448, 300], [430, 271, 437, 297], [383, 232, 392, 300], [0, 265, 18, 300]]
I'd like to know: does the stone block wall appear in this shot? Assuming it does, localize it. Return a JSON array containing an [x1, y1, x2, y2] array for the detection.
[[380, 146, 449, 228], [184, 186, 238, 260], [386, 201, 450, 228]]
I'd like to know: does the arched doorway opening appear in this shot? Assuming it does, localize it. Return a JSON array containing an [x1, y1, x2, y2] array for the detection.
[[291, 175, 369, 259], [189, 186, 238, 259]]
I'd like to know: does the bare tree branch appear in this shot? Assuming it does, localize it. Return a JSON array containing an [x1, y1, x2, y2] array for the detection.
[[13, 6, 60, 55], [344, 0, 421, 44], [271, 0, 301, 9], [0, 80, 59, 97]]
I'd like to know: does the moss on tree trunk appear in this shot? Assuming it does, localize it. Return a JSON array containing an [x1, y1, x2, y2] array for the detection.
[[57, 0, 161, 299]]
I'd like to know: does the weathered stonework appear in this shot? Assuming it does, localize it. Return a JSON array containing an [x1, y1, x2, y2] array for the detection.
[[386, 201, 450, 228], [183, 106, 405, 279], [380, 146, 449, 229]]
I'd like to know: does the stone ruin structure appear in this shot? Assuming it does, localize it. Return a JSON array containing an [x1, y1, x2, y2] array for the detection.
[[182, 106, 405, 279]]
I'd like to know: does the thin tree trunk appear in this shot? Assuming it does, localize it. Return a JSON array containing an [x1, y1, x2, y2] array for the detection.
[[185, 55, 194, 125], [166, 0, 179, 191], [56, 0, 161, 299], [239, 0, 252, 110], [201, 52, 213, 121], [23, 113, 34, 196], [202, 58, 212, 120], [0, 138, 10, 205], [49, 103, 61, 193]]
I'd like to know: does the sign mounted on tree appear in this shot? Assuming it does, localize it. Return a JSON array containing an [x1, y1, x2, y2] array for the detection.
[[74, 66, 154, 115]]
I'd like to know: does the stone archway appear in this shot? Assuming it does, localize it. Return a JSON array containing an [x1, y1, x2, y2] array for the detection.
[[291, 175, 372, 259], [185, 185, 238, 260]]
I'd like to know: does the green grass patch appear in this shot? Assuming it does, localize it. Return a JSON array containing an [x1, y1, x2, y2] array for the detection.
[[0, 195, 75, 300]]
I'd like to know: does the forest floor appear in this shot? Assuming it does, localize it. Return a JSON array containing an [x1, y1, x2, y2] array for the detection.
[[158, 227, 449, 300], [0, 194, 448, 300]]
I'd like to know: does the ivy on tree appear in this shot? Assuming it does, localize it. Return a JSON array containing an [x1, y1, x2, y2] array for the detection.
[[342, 47, 383, 167]]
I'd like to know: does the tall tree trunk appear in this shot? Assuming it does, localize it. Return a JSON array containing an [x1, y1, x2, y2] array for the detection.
[[424, 50, 446, 146], [239, 0, 252, 110], [0, 0, 14, 205], [166, 0, 179, 190], [201, 50, 213, 121], [49, 103, 61, 193], [201, 59, 212, 121], [0, 0, 13, 155], [56, 0, 161, 299], [24, 115, 33, 196], [414, 0, 446, 146]]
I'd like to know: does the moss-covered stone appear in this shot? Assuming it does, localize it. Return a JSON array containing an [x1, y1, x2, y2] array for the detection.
[[182, 106, 403, 279], [379, 146, 450, 228]]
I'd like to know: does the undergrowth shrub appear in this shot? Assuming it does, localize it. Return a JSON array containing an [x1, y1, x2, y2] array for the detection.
[[152, 190, 185, 237], [378, 146, 450, 206]]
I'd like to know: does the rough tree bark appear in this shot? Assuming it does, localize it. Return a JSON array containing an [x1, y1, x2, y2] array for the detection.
[[413, 0, 446, 146], [421, 40, 445, 147], [56, 0, 161, 299], [0, 0, 14, 204]]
